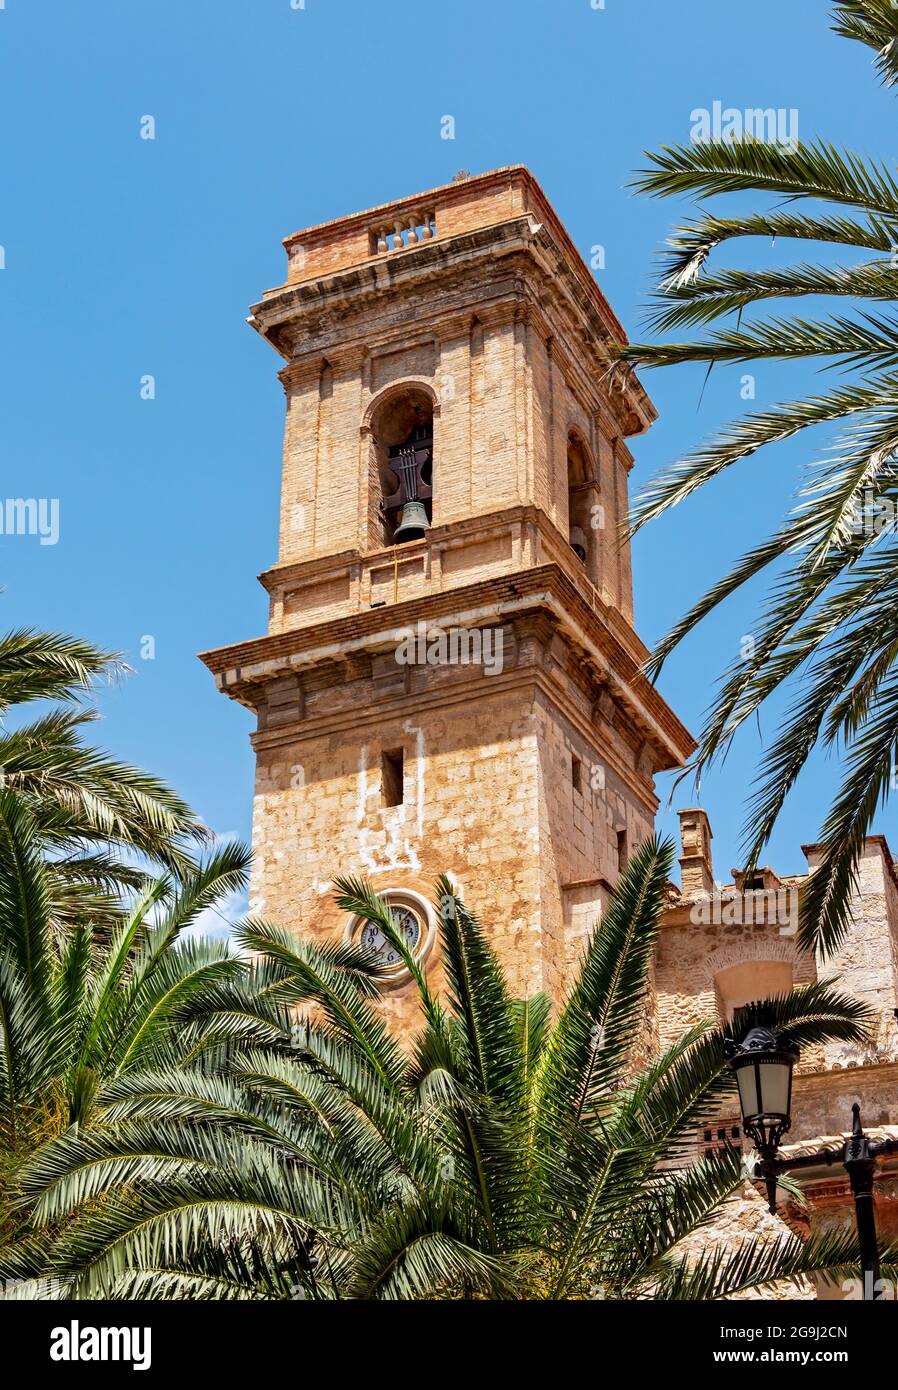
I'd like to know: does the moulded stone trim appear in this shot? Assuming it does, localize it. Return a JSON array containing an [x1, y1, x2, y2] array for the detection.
[[360, 377, 442, 436], [703, 936, 799, 989]]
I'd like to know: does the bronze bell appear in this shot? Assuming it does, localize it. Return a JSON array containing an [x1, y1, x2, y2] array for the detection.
[[383, 430, 433, 543], [393, 498, 431, 543], [569, 525, 587, 562]]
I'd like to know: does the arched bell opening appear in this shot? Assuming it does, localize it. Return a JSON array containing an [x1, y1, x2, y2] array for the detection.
[[368, 386, 435, 547], [566, 432, 597, 582]]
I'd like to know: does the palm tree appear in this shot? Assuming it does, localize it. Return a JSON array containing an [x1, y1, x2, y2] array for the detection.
[[11, 840, 890, 1300], [0, 627, 208, 933], [617, 1, 898, 955], [0, 784, 259, 1267]]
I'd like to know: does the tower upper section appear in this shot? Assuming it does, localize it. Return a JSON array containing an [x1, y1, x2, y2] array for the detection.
[[247, 167, 656, 640]]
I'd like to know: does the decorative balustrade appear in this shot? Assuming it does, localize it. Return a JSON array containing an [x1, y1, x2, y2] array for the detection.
[[368, 209, 436, 255]]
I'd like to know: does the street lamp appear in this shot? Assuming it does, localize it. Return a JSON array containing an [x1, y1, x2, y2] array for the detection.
[[726, 1003, 898, 1301], [724, 1008, 799, 1213]]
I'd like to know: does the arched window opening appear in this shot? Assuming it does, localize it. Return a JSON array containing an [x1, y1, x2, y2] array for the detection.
[[566, 434, 595, 573], [370, 388, 434, 546], [714, 960, 794, 1024]]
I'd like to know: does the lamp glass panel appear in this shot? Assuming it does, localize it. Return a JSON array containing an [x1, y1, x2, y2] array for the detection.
[[757, 1060, 791, 1116], [736, 1063, 760, 1121]]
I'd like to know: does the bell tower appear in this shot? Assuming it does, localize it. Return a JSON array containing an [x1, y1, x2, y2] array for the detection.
[[201, 167, 694, 1028]]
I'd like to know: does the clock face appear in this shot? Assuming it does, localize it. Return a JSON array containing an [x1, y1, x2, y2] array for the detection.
[[358, 905, 422, 968]]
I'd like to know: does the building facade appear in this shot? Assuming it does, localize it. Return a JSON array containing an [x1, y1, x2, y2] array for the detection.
[[201, 168, 898, 1292], [662, 812, 898, 1294]]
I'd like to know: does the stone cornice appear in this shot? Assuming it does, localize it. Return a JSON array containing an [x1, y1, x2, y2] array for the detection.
[[246, 657, 661, 817], [250, 215, 655, 437], [256, 504, 576, 593], [253, 220, 533, 331], [277, 356, 327, 390], [199, 562, 695, 771], [256, 505, 638, 649], [793, 1058, 898, 1090]]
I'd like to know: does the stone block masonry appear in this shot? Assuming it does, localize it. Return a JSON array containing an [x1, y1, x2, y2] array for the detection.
[[201, 166, 692, 1026], [196, 168, 898, 1295]]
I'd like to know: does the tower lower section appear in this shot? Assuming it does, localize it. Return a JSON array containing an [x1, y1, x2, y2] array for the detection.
[[202, 564, 692, 1032]]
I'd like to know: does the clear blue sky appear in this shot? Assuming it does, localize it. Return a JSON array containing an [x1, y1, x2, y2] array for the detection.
[[1, 0, 891, 894]]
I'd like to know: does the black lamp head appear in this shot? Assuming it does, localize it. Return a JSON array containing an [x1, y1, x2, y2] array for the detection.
[[725, 1003, 800, 1171]]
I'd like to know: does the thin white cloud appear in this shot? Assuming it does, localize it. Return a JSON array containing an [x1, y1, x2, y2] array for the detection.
[[186, 884, 248, 942]]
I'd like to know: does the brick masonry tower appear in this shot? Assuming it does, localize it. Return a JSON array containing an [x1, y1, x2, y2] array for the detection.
[[200, 167, 694, 1030]]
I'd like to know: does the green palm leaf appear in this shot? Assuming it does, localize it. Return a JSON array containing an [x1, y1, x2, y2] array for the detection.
[[615, 6, 898, 954], [8, 844, 880, 1303], [833, 1, 898, 87]]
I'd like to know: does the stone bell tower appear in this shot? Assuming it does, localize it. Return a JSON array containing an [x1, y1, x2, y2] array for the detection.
[[200, 167, 694, 1029]]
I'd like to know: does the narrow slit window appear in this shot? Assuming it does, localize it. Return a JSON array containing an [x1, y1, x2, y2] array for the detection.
[[382, 748, 404, 807], [571, 754, 583, 795], [616, 828, 628, 873]]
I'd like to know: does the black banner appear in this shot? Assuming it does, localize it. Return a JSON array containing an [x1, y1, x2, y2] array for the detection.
[[0, 1296, 891, 1377]]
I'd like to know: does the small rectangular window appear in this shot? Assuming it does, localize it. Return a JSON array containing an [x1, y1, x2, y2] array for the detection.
[[382, 749, 404, 807], [616, 828, 628, 873], [571, 754, 583, 795], [700, 1120, 743, 1161]]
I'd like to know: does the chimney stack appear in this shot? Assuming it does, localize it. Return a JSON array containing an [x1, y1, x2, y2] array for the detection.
[[678, 808, 714, 896]]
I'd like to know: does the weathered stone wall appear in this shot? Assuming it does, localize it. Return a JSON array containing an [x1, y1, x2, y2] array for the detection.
[[806, 838, 898, 1069], [790, 1066, 898, 1142], [656, 836, 898, 1291], [655, 910, 816, 1044], [272, 313, 631, 624], [247, 608, 660, 1034], [250, 682, 540, 1035]]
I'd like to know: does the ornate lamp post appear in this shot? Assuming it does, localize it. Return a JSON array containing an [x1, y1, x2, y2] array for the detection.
[[726, 1004, 898, 1301], [725, 1009, 799, 1213]]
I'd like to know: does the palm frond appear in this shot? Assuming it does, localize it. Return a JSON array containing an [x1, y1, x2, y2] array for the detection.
[[534, 837, 674, 1137], [833, 1, 898, 87], [656, 1229, 898, 1300], [632, 139, 898, 217]]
